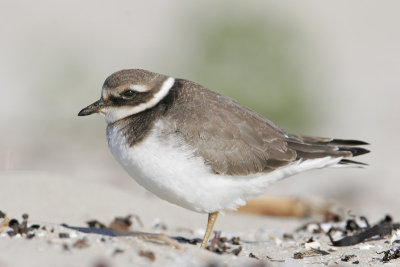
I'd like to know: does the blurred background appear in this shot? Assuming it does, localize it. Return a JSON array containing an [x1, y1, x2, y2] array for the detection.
[[0, 1, 399, 223]]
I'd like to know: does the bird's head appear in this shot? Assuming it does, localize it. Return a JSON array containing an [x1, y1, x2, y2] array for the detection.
[[78, 69, 175, 124]]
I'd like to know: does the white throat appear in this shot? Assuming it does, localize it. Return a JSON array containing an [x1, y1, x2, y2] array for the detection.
[[100, 77, 175, 124]]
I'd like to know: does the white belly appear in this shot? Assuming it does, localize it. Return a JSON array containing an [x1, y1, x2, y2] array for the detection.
[[106, 121, 341, 213]]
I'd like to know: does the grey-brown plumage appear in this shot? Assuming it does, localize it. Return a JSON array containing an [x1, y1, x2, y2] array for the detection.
[[78, 68, 370, 248], [112, 76, 369, 176]]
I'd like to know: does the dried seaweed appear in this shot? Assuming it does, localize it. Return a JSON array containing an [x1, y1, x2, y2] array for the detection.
[[297, 214, 400, 247], [205, 231, 242, 256], [87, 214, 143, 232], [328, 215, 398, 246], [86, 220, 107, 229], [173, 236, 202, 245], [379, 246, 400, 262], [7, 213, 41, 238], [341, 254, 356, 262]]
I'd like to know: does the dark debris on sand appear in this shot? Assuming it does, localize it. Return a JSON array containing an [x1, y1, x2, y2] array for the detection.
[[296, 213, 400, 247], [327, 215, 399, 247], [293, 248, 330, 259], [139, 250, 156, 261], [86, 214, 143, 232], [379, 246, 400, 263], [1, 209, 400, 265], [292, 213, 400, 264], [205, 231, 242, 256], [7, 213, 41, 238]]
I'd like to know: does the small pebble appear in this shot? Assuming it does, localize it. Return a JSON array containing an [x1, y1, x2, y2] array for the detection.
[[139, 250, 156, 261], [59, 233, 70, 239]]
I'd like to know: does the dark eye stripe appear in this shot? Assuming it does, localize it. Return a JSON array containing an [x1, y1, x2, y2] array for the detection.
[[122, 90, 135, 97], [108, 88, 154, 107]]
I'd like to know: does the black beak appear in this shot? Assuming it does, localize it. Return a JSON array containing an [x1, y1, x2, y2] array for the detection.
[[78, 99, 105, 116]]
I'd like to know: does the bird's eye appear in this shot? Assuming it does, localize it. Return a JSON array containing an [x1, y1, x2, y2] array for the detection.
[[122, 90, 135, 98]]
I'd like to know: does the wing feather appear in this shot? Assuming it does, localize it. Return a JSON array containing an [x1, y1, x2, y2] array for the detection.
[[162, 79, 369, 175], [164, 80, 296, 175]]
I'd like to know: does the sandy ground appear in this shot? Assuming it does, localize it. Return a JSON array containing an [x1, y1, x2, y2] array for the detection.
[[1, 171, 399, 267]]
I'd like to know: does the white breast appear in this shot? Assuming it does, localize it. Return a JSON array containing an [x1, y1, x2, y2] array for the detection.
[[106, 120, 342, 213]]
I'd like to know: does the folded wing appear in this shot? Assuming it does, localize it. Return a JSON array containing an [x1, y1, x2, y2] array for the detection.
[[166, 80, 369, 176]]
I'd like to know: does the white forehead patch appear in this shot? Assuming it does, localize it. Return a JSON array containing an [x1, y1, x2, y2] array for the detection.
[[100, 77, 175, 124], [129, 84, 150, 92]]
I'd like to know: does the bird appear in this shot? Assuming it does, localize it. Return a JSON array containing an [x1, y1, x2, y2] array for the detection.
[[78, 69, 369, 248]]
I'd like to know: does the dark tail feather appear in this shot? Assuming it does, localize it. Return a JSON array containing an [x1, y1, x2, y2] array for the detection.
[[339, 158, 368, 166], [323, 139, 369, 146], [287, 134, 370, 166], [289, 134, 370, 146], [338, 146, 370, 157]]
